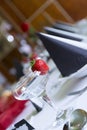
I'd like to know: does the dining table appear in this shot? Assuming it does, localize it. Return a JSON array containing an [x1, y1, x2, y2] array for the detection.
[[7, 58, 87, 130]]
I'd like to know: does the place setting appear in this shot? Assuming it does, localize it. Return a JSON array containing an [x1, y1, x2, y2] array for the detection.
[[9, 57, 87, 130], [8, 31, 87, 130]]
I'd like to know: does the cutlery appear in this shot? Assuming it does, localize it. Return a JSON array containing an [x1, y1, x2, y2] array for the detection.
[[63, 109, 87, 130], [68, 109, 87, 130]]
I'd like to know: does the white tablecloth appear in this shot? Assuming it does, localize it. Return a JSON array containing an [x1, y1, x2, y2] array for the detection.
[[7, 61, 87, 130]]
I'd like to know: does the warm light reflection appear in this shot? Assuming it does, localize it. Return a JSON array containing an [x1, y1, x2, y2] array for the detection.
[[7, 35, 14, 42]]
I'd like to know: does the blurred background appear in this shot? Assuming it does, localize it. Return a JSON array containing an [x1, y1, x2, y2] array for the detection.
[[1, 0, 87, 87], [1, 0, 87, 129]]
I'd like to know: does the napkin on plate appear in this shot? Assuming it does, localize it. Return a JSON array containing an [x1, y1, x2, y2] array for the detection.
[[53, 22, 79, 33], [44, 26, 83, 41], [37, 33, 87, 77]]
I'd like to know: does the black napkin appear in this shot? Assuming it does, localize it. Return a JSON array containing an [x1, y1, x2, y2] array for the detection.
[[55, 21, 74, 27], [53, 22, 78, 33], [37, 33, 87, 77], [12, 119, 35, 130], [44, 27, 82, 41]]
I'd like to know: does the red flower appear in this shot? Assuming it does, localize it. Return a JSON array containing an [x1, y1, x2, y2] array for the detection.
[[21, 22, 29, 32]]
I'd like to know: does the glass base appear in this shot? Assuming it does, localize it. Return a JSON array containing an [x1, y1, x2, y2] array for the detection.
[[50, 107, 74, 129]]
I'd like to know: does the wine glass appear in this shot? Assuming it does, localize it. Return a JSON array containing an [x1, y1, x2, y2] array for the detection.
[[11, 67, 49, 111], [43, 68, 87, 130], [11, 65, 87, 129]]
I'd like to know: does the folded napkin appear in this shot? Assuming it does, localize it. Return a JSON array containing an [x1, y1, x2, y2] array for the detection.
[[14, 119, 35, 130], [53, 22, 79, 33], [37, 33, 87, 77], [44, 26, 83, 41]]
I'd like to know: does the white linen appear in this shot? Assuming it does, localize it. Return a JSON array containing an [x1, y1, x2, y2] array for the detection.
[[7, 63, 87, 130]]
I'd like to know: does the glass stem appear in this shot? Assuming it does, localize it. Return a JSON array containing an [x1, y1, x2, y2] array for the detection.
[[42, 92, 66, 127], [42, 91, 73, 127], [42, 91, 56, 110]]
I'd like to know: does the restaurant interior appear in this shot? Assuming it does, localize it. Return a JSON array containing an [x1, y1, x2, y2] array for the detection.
[[1, 0, 87, 130]]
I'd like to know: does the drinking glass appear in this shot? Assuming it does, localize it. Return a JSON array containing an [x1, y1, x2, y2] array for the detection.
[[11, 68, 49, 109], [45, 72, 87, 129], [11, 65, 87, 129]]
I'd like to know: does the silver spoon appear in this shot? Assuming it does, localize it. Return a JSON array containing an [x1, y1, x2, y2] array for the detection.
[[68, 109, 87, 130]]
